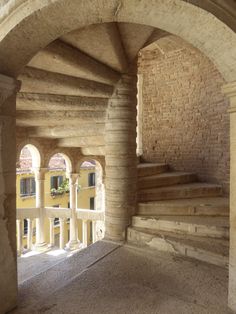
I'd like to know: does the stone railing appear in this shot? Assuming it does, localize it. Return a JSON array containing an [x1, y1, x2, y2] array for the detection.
[[16, 207, 105, 255]]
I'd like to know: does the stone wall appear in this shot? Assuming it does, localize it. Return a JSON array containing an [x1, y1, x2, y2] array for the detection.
[[138, 36, 230, 193]]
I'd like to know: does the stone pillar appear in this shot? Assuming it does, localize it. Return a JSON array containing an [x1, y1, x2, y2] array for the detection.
[[34, 167, 47, 250], [27, 218, 33, 250], [137, 74, 143, 157], [59, 218, 65, 249], [48, 217, 55, 247], [105, 73, 137, 242], [16, 219, 23, 256], [222, 81, 236, 312], [82, 220, 88, 247], [66, 173, 80, 250], [92, 221, 97, 243], [0, 74, 20, 313], [95, 164, 104, 211]]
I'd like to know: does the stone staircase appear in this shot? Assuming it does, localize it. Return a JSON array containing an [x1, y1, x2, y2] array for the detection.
[[127, 163, 229, 268]]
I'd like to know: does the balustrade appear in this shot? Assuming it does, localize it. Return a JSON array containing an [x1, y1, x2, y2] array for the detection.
[[16, 206, 105, 255]]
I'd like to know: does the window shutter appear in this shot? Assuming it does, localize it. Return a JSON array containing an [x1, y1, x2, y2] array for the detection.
[[20, 179, 24, 195], [32, 178, 36, 194], [26, 178, 30, 195], [50, 176, 54, 189], [59, 176, 63, 187], [90, 197, 95, 210]]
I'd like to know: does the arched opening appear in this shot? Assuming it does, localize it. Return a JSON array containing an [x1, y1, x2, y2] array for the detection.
[[16, 145, 39, 282], [46, 153, 72, 249], [16, 145, 39, 255], [0, 1, 236, 312], [77, 159, 105, 246], [1, 1, 236, 83]]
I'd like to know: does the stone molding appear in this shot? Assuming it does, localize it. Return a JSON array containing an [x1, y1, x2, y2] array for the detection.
[[33, 167, 48, 181], [222, 81, 236, 113], [0, 73, 21, 105], [66, 172, 79, 185], [17, 92, 108, 108]]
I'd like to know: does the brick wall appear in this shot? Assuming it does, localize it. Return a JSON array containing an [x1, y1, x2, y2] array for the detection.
[[138, 36, 229, 193]]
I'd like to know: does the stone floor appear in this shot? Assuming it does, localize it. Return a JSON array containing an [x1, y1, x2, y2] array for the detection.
[[18, 247, 80, 284], [13, 241, 234, 314]]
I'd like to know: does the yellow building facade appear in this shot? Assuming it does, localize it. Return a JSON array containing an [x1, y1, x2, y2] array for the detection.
[[17, 165, 96, 249]]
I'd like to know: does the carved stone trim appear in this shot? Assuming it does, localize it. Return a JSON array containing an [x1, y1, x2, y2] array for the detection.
[[222, 81, 236, 113], [0, 73, 21, 105]]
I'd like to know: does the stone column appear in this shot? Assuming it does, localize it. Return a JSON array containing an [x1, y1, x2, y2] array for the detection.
[[92, 221, 97, 243], [137, 74, 143, 157], [222, 81, 236, 312], [48, 217, 55, 247], [105, 73, 137, 242], [95, 164, 104, 211], [34, 167, 47, 250], [16, 219, 23, 256], [27, 218, 33, 250], [59, 218, 65, 249], [0, 74, 20, 313], [82, 220, 88, 247], [66, 173, 80, 250]]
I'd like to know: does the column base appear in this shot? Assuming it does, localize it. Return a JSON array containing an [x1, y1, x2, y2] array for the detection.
[[33, 242, 49, 252], [65, 240, 81, 251]]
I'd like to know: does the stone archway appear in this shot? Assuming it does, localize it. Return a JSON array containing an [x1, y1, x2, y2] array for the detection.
[[0, 0, 235, 83], [1, 1, 236, 313]]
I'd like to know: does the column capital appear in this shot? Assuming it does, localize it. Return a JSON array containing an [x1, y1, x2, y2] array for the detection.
[[222, 81, 236, 113], [0, 73, 21, 104], [66, 172, 79, 185], [33, 167, 48, 180]]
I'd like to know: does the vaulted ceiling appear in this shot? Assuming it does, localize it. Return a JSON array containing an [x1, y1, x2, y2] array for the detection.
[[16, 22, 168, 155]]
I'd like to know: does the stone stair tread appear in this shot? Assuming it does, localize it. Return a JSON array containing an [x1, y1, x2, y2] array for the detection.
[[137, 163, 168, 177], [128, 226, 229, 256], [139, 197, 229, 208], [138, 171, 195, 181], [140, 182, 222, 194], [137, 163, 167, 169], [138, 171, 197, 189], [132, 215, 229, 228], [137, 197, 229, 216]]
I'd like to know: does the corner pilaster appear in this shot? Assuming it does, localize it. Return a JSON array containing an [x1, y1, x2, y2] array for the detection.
[[222, 81, 236, 313], [0, 73, 20, 313]]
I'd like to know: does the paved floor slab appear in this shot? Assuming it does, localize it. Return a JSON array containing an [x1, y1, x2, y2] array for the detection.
[[18, 248, 80, 284], [12, 241, 234, 314]]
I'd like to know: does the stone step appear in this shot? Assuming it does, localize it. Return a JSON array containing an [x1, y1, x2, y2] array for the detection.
[[138, 172, 197, 190], [137, 163, 168, 177], [131, 215, 229, 239], [127, 227, 229, 268], [138, 197, 229, 217], [138, 183, 222, 202]]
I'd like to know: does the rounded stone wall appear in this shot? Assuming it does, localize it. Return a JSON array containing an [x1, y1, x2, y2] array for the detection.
[[138, 35, 230, 193]]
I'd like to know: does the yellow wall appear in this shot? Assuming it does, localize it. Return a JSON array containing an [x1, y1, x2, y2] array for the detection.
[[17, 167, 96, 248]]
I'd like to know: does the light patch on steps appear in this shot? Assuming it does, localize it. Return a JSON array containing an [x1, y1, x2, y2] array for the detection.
[[147, 234, 180, 254]]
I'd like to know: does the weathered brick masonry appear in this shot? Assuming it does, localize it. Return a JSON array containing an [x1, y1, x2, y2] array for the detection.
[[138, 36, 230, 193]]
